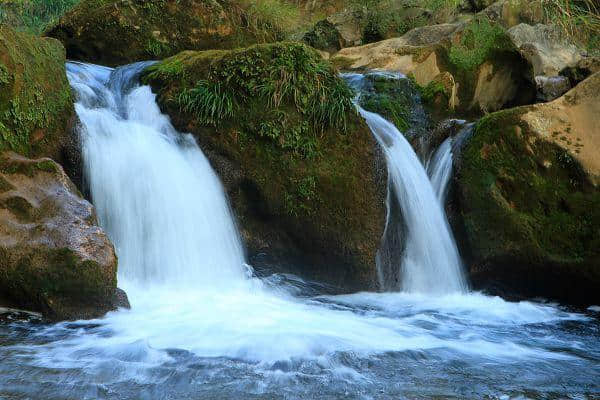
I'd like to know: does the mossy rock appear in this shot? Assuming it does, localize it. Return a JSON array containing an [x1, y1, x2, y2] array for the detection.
[[455, 107, 600, 305], [357, 73, 432, 153], [0, 152, 127, 320], [142, 42, 387, 289], [0, 26, 74, 161], [46, 0, 289, 66]]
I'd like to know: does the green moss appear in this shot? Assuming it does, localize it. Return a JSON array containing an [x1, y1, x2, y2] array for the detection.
[[419, 80, 448, 104], [45, 0, 308, 66], [0, 26, 73, 158], [448, 17, 514, 73], [2, 247, 116, 318], [145, 43, 355, 158], [459, 108, 600, 264]]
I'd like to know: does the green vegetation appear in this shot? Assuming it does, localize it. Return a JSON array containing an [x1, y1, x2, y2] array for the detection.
[[240, 0, 302, 42], [448, 17, 514, 72], [0, 0, 81, 34], [359, 75, 413, 131], [146, 43, 355, 158], [541, 0, 600, 54], [459, 108, 600, 264]]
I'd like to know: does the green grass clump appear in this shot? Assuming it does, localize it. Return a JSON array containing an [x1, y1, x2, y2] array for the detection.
[[449, 17, 514, 72], [156, 43, 355, 138], [239, 0, 301, 42], [0, 0, 81, 34], [541, 0, 600, 54]]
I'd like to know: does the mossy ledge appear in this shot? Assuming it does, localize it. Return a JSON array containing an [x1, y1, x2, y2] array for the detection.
[[142, 42, 387, 289], [455, 108, 600, 305]]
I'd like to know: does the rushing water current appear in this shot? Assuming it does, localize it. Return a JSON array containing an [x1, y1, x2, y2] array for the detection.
[[0, 64, 599, 400]]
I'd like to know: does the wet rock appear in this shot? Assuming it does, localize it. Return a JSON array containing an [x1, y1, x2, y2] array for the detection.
[[560, 56, 600, 87], [535, 75, 571, 101], [0, 152, 128, 320]]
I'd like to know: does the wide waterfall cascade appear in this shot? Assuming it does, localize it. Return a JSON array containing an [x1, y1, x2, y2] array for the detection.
[[0, 63, 596, 399], [67, 62, 248, 288]]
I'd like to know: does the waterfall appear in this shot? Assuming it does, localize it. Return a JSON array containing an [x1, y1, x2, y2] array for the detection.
[[67, 61, 248, 289], [427, 137, 453, 203], [360, 109, 466, 294], [344, 73, 467, 294]]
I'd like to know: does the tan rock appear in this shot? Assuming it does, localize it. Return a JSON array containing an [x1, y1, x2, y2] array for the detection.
[[522, 72, 600, 185], [0, 152, 127, 320]]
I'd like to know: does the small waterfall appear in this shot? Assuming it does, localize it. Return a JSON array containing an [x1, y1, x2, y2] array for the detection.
[[345, 73, 467, 294], [67, 62, 248, 288], [427, 137, 453, 203]]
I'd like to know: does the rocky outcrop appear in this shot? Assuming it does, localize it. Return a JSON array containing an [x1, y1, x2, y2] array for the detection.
[[478, 0, 544, 28], [142, 43, 387, 290], [45, 0, 277, 66], [454, 73, 600, 305], [507, 24, 583, 77], [0, 26, 77, 172], [332, 19, 535, 114], [0, 152, 128, 320]]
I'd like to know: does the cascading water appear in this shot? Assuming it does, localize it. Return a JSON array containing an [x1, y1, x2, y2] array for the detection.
[[345, 73, 466, 294], [427, 137, 453, 203], [0, 64, 597, 400], [69, 61, 247, 288]]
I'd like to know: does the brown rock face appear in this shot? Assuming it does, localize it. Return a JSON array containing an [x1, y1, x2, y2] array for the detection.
[[0, 152, 127, 320]]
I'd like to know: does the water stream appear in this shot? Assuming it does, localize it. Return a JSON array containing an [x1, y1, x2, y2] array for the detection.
[[0, 64, 598, 400]]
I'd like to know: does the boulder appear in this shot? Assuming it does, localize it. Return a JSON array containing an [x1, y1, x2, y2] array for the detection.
[[332, 19, 535, 114], [142, 43, 387, 290], [0, 26, 76, 172], [45, 0, 277, 66], [454, 72, 600, 305], [0, 152, 128, 320], [507, 23, 583, 77], [478, 0, 544, 28]]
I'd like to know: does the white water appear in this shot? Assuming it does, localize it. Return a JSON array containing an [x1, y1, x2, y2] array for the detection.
[[427, 137, 453, 204], [9, 62, 587, 395], [359, 108, 467, 294]]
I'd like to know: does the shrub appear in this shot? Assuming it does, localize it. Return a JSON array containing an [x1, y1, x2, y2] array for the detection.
[[0, 0, 81, 34]]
